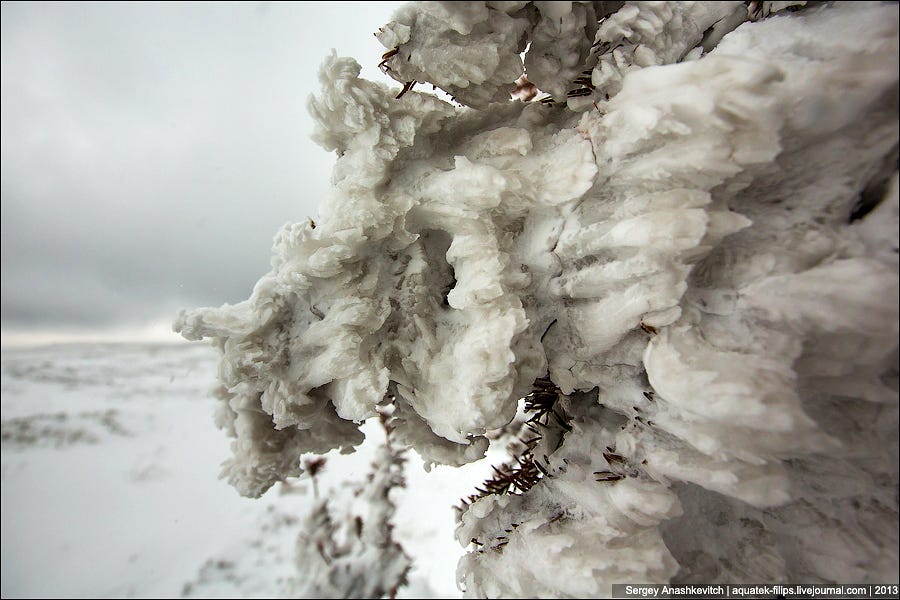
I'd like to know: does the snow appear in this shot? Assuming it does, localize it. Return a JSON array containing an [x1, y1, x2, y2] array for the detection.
[[172, 1, 897, 594], [8, 1, 894, 596], [0, 342, 504, 598]]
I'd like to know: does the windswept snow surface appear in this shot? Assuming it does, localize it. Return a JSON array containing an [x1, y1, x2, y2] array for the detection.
[[0, 342, 498, 598]]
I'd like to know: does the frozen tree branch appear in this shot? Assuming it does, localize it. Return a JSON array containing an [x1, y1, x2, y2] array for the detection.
[[292, 426, 411, 599], [176, 1, 898, 595]]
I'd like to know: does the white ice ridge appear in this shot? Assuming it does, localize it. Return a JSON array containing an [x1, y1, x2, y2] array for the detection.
[[175, 0, 899, 591]]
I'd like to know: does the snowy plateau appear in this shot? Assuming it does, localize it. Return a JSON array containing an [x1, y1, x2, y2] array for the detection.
[[0, 342, 493, 597]]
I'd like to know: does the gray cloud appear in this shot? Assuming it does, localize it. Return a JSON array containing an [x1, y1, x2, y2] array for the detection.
[[1, 1, 404, 338]]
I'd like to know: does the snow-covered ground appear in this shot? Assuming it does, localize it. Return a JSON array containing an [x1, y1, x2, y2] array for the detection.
[[1, 342, 502, 598]]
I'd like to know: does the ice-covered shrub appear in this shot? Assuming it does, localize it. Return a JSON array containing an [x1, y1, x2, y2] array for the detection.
[[176, 1, 899, 595], [292, 430, 410, 599]]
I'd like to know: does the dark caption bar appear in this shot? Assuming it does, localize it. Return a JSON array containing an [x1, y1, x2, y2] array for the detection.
[[612, 584, 899, 599]]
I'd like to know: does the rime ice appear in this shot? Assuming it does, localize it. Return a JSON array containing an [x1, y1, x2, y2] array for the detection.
[[176, 1, 899, 594]]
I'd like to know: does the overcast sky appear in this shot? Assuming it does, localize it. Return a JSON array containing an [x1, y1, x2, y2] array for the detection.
[[1, 1, 405, 345]]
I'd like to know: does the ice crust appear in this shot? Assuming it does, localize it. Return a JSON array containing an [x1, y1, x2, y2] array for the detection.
[[176, 1, 899, 592]]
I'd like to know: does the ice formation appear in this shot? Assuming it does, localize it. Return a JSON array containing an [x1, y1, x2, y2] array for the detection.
[[176, 1, 899, 594]]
